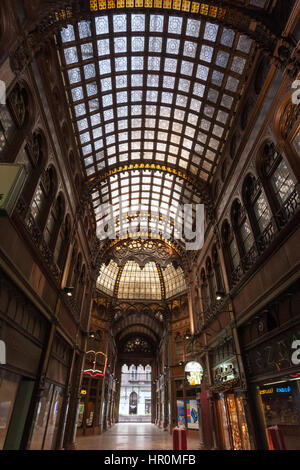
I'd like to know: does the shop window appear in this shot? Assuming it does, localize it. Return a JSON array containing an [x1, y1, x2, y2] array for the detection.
[[256, 380, 300, 450], [0, 370, 20, 450], [28, 383, 64, 450]]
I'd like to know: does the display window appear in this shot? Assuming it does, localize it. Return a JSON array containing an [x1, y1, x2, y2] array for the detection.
[[256, 378, 300, 450], [216, 396, 231, 450], [0, 370, 20, 450], [215, 392, 251, 450], [28, 383, 64, 450]]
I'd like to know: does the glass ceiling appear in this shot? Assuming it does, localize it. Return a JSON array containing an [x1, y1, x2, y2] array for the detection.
[[97, 259, 186, 299], [58, 11, 254, 242]]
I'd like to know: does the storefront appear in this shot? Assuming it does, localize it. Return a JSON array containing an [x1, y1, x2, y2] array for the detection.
[[255, 380, 300, 449], [243, 321, 300, 450], [211, 341, 251, 450]]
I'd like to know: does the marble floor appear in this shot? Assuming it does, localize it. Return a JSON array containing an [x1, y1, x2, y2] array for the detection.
[[76, 423, 202, 450]]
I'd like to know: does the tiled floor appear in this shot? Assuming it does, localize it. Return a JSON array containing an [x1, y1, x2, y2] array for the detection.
[[76, 423, 202, 450]]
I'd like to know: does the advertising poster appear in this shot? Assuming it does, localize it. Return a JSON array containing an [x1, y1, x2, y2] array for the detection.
[[176, 400, 185, 427], [187, 400, 199, 429]]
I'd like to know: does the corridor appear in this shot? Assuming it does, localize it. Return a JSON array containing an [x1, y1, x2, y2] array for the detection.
[[76, 423, 202, 451]]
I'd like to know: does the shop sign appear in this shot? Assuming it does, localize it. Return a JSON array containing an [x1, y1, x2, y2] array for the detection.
[[259, 386, 292, 395], [185, 361, 203, 386], [213, 357, 238, 384], [83, 350, 108, 377], [0, 164, 27, 217]]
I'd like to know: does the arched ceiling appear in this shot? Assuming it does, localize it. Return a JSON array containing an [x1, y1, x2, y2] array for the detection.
[[96, 239, 187, 299], [56, 7, 258, 246]]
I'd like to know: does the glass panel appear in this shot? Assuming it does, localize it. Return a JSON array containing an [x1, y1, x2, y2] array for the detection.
[[58, 12, 253, 238], [163, 263, 186, 299], [240, 220, 254, 254], [225, 394, 243, 450], [117, 261, 162, 300], [271, 159, 295, 205], [253, 192, 271, 233], [0, 371, 20, 450], [28, 384, 53, 450]]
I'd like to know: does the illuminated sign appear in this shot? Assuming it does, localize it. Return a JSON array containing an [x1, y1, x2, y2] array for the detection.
[[0, 164, 27, 216], [185, 362, 203, 386], [259, 388, 274, 395], [213, 358, 238, 384], [276, 386, 291, 393], [259, 386, 292, 395], [83, 350, 108, 377]]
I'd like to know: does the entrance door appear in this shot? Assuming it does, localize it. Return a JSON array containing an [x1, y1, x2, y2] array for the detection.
[[129, 391, 137, 415]]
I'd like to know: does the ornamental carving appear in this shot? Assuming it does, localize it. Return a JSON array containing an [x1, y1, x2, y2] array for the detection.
[[7, 84, 27, 128], [279, 101, 300, 140], [26, 133, 43, 167], [103, 238, 182, 269]]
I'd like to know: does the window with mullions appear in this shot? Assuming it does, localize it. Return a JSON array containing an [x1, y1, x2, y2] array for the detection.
[[260, 143, 296, 211], [231, 199, 254, 256], [270, 159, 295, 206], [97, 259, 119, 295], [221, 219, 240, 279], [243, 174, 271, 237], [30, 168, 55, 228], [163, 263, 186, 299]]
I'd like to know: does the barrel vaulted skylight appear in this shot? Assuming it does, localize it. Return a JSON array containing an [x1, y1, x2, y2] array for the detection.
[[58, 11, 254, 242]]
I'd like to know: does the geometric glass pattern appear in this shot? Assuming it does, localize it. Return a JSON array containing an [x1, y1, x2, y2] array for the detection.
[[163, 263, 187, 298], [58, 12, 254, 241], [96, 259, 186, 299]]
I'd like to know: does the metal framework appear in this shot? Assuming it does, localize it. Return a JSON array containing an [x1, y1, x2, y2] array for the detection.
[[57, 9, 256, 243]]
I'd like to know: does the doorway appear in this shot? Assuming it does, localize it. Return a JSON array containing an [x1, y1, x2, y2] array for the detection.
[[119, 364, 152, 423]]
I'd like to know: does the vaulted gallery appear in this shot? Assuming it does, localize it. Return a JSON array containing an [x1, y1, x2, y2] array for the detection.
[[0, 0, 299, 451]]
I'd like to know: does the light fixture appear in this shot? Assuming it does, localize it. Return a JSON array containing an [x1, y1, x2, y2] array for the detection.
[[216, 291, 226, 301], [185, 331, 191, 340], [63, 287, 74, 297]]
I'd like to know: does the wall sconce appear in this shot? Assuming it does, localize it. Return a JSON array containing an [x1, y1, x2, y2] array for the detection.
[[185, 331, 192, 340], [63, 287, 74, 297]]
